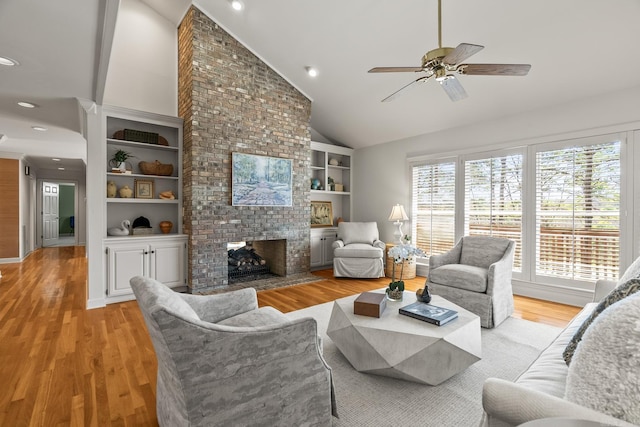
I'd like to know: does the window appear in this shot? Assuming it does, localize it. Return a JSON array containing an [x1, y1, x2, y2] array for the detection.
[[535, 140, 621, 282], [464, 153, 523, 271], [411, 161, 456, 258]]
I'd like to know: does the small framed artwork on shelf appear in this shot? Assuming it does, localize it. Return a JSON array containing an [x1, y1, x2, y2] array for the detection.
[[134, 179, 154, 199], [311, 201, 333, 227]]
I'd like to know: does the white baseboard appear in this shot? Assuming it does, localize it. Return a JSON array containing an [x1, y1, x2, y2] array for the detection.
[[512, 279, 593, 307], [86, 298, 106, 309], [0, 256, 22, 264]]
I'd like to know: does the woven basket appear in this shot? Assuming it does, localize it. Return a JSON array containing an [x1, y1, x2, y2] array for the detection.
[[113, 129, 169, 146], [139, 160, 173, 176]]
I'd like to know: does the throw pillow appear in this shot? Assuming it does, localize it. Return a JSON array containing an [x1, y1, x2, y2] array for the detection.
[[565, 291, 640, 425], [563, 278, 640, 365]]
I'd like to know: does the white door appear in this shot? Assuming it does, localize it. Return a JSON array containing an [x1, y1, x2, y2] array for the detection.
[[42, 182, 59, 246]]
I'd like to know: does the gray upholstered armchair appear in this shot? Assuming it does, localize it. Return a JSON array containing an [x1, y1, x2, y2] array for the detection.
[[426, 236, 515, 328], [130, 276, 335, 427], [332, 221, 385, 278]]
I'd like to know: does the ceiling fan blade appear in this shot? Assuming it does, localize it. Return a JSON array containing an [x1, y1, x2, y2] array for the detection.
[[459, 63, 531, 76], [369, 67, 424, 73], [442, 43, 484, 66], [440, 76, 468, 102], [381, 76, 429, 102]]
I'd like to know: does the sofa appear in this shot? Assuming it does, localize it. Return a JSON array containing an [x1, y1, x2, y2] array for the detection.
[[480, 257, 640, 427]]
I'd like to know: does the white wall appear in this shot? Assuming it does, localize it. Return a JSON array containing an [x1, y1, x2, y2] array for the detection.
[[103, 0, 178, 116], [354, 85, 640, 244], [353, 85, 640, 305]]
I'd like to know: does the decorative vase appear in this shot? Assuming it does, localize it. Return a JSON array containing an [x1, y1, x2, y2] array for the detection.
[[119, 185, 133, 198], [159, 221, 173, 234], [386, 288, 403, 301], [417, 285, 432, 303], [107, 181, 117, 198]]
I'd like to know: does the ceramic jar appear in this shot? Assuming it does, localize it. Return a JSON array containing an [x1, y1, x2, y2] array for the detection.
[[159, 221, 173, 234], [107, 181, 117, 198], [119, 185, 133, 198]]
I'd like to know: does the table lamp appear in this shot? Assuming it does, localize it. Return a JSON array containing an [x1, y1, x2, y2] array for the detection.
[[388, 204, 409, 245]]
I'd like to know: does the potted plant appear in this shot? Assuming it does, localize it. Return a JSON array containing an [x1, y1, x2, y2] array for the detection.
[[386, 243, 425, 301], [110, 149, 134, 172]]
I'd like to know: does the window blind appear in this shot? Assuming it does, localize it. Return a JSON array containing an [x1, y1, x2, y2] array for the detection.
[[464, 154, 523, 271], [411, 161, 456, 258], [535, 141, 620, 281]]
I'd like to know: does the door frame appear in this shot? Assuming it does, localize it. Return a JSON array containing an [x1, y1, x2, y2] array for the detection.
[[36, 179, 79, 248]]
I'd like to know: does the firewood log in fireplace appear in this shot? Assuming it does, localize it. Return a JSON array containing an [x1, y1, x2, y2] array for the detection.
[[228, 244, 267, 267]]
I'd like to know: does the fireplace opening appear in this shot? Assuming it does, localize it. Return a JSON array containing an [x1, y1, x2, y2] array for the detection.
[[227, 239, 287, 284]]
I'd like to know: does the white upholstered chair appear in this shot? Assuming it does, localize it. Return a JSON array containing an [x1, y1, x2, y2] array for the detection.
[[332, 222, 385, 278], [426, 236, 515, 328]]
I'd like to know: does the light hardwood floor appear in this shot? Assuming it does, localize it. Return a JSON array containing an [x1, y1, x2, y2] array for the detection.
[[0, 247, 581, 426]]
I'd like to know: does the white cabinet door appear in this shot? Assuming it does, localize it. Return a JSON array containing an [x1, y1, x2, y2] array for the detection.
[[107, 243, 148, 297], [323, 230, 337, 265], [150, 240, 185, 287], [310, 231, 324, 267], [311, 228, 338, 268]]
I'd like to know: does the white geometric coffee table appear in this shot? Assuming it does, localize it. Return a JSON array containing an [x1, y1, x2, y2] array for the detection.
[[327, 290, 481, 385]]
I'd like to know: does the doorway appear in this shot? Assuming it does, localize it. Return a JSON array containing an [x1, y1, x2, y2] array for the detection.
[[42, 181, 76, 247]]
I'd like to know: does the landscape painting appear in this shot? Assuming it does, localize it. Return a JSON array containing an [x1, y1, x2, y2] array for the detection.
[[232, 153, 293, 206]]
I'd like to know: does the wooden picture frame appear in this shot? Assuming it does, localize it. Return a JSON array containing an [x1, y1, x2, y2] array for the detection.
[[134, 179, 154, 199], [311, 201, 333, 227]]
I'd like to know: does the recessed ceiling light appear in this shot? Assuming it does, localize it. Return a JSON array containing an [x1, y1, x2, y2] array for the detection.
[[18, 101, 37, 108], [32, 126, 47, 131], [0, 56, 19, 66], [58, 167, 65, 171], [306, 66, 318, 77], [52, 158, 61, 161], [231, 0, 244, 11]]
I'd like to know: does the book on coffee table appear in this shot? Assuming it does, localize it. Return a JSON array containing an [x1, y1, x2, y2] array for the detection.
[[399, 302, 458, 326]]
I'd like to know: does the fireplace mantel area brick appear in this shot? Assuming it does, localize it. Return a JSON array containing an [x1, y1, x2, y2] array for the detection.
[[178, 6, 312, 293]]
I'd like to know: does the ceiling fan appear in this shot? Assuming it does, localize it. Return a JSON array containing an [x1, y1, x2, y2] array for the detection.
[[368, 0, 531, 102]]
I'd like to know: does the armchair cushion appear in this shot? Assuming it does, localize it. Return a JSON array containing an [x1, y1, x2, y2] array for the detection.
[[459, 236, 512, 269], [337, 221, 379, 245], [334, 243, 384, 259], [218, 306, 289, 327], [135, 274, 200, 321], [427, 264, 488, 292]]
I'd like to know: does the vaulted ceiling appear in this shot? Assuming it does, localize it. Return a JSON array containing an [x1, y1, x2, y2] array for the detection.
[[1, 0, 640, 169]]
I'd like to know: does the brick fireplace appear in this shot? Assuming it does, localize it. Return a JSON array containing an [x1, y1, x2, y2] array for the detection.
[[178, 7, 312, 292]]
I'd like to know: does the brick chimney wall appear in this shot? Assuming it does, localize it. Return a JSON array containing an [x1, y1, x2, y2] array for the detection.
[[178, 7, 312, 292]]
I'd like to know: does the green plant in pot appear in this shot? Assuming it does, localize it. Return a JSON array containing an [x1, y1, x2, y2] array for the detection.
[[386, 243, 425, 301], [110, 149, 134, 172]]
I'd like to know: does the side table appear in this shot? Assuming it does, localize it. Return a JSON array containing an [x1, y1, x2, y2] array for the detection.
[[385, 243, 416, 279]]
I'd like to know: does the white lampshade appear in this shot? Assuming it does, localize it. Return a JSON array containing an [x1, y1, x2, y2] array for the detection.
[[388, 204, 409, 222]]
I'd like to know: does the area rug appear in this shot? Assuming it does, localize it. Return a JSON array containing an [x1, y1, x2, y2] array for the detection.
[[286, 299, 562, 427]]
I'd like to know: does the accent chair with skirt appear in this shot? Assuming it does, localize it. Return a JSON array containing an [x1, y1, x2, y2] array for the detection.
[[332, 221, 385, 278], [130, 276, 336, 426], [425, 236, 515, 328]]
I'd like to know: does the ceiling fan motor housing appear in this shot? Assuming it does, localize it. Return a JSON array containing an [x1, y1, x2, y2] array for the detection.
[[422, 47, 455, 69]]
